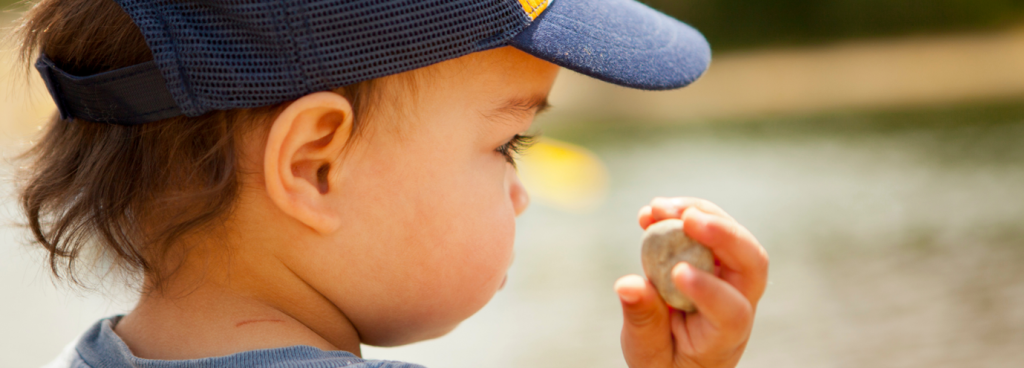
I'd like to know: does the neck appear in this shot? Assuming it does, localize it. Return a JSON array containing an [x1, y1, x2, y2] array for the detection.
[[113, 242, 361, 360]]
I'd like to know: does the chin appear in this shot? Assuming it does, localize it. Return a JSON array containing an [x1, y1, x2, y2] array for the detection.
[[361, 284, 501, 347], [359, 264, 507, 347], [361, 320, 462, 347]]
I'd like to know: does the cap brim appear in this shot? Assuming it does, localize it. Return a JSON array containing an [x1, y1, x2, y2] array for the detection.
[[509, 0, 711, 91]]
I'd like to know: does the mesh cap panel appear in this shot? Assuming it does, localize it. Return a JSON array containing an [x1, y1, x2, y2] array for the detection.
[[115, 0, 532, 117]]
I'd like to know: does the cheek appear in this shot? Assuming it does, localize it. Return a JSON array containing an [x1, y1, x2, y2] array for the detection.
[[409, 165, 517, 305], [319, 148, 516, 344]]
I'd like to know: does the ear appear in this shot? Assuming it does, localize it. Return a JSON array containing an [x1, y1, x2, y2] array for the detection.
[[264, 91, 354, 234]]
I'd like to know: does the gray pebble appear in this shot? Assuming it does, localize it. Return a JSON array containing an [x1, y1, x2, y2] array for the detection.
[[641, 219, 714, 313]]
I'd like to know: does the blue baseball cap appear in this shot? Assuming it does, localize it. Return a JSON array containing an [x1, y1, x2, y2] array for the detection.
[[35, 0, 711, 125]]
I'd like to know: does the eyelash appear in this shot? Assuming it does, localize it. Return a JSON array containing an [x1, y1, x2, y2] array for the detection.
[[496, 134, 537, 167]]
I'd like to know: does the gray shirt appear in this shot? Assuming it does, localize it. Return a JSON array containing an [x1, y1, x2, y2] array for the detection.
[[43, 316, 425, 368]]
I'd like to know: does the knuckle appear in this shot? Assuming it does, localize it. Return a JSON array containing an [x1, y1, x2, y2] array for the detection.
[[713, 219, 742, 242], [726, 301, 755, 330], [696, 198, 721, 212], [669, 197, 695, 207], [755, 247, 770, 272], [628, 306, 662, 327], [695, 198, 734, 219]]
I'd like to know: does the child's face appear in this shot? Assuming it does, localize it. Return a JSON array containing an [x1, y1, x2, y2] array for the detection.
[[292, 47, 559, 346]]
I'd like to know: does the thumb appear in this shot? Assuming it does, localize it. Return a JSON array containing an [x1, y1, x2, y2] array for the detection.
[[615, 275, 672, 367]]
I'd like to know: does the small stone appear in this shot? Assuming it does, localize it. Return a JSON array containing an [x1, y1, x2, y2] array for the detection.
[[641, 219, 714, 313]]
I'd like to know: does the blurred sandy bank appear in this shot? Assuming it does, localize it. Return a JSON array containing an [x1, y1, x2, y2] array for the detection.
[[6, 25, 1024, 147], [547, 27, 1024, 124]]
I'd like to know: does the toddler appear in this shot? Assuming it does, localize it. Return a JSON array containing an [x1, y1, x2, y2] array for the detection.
[[15, 0, 769, 367]]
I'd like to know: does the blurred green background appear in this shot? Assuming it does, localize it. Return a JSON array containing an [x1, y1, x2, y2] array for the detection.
[[645, 0, 1024, 49], [2, 1, 1024, 367]]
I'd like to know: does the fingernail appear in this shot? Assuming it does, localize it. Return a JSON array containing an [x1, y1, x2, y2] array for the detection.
[[620, 292, 640, 304], [672, 262, 693, 281], [614, 275, 646, 304]]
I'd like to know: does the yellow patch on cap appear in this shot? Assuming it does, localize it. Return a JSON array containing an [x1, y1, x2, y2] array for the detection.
[[518, 0, 551, 20]]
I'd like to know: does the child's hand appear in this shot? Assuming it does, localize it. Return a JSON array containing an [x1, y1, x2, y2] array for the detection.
[[614, 197, 768, 368]]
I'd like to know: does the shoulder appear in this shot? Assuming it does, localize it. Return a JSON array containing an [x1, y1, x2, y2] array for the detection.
[[53, 316, 427, 368]]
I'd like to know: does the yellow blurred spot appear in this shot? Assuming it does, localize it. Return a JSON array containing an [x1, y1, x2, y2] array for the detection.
[[517, 137, 608, 213], [1, 43, 54, 153]]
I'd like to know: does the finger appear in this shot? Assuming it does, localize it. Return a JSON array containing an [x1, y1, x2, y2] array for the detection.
[[672, 263, 753, 342], [682, 208, 769, 303], [649, 197, 684, 223], [638, 206, 654, 230], [648, 197, 735, 224], [670, 311, 747, 368], [615, 275, 672, 367]]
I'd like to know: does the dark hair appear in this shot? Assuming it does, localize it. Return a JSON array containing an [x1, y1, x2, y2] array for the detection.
[[13, 0, 379, 290]]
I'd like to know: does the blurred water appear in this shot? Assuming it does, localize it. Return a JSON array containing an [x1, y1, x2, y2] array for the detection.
[[4, 108, 1024, 367], [364, 111, 1024, 368]]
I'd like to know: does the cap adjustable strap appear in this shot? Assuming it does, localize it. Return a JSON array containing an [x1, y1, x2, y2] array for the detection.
[[35, 54, 183, 125]]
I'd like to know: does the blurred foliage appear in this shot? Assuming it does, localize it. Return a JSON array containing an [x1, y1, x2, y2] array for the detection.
[[644, 0, 1024, 49], [0, 0, 26, 11]]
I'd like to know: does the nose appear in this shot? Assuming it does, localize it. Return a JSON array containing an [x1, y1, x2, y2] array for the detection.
[[508, 165, 530, 216]]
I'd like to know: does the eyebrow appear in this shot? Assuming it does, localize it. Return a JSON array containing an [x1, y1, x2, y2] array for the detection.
[[495, 95, 552, 118]]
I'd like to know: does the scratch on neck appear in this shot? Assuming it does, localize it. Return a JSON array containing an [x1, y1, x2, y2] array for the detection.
[[235, 319, 285, 328]]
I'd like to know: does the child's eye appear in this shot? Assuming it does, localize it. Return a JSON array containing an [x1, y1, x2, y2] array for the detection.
[[496, 134, 537, 167]]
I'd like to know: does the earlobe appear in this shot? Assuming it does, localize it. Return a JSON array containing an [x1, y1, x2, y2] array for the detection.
[[264, 91, 354, 234]]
